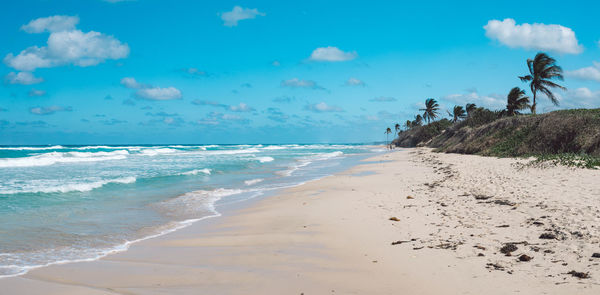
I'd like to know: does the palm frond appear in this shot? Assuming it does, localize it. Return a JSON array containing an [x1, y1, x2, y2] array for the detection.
[[539, 79, 566, 91], [519, 75, 533, 82]]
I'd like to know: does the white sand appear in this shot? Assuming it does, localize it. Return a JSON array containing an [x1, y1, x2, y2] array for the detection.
[[2, 148, 599, 294]]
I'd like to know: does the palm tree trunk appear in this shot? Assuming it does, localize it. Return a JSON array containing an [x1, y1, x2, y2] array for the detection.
[[531, 91, 537, 115]]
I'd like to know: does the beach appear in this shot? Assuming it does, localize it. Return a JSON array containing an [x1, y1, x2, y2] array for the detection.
[[2, 147, 600, 294]]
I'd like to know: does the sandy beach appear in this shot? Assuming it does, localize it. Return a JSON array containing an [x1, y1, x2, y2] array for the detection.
[[2, 148, 600, 294]]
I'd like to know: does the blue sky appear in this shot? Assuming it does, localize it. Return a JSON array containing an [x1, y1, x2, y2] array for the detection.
[[1, 0, 600, 144]]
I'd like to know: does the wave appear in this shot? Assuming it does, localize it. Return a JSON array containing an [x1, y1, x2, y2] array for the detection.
[[314, 151, 344, 160], [277, 151, 344, 176], [166, 145, 206, 150], [181, 168, 211, 176], [139, 148, 177, 156], [156, 188, 244, 220], [0, 145, 65, 151], [261, 146, 287, 150], [277, 161, 311, 177], [244, 178, 264, 186], [203, 148, 260, 155], [0, 186, 242, 277], [0, 209, 217, 278], [71, 145, 146, 150], [255, 156, 274, 163], [0, 177, 137, 195], [0, 150, 129, 168]]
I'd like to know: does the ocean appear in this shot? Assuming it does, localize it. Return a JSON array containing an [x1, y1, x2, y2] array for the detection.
[[0, 144, 384, 277]]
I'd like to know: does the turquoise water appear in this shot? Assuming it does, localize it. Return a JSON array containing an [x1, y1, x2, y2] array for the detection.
[[0, 144, 383, 277]]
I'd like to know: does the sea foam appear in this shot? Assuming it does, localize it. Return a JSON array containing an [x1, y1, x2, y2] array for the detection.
[[0, 150, 129, 168]]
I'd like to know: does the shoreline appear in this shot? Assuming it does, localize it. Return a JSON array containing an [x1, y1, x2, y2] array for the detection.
[[2, 148, 600, 294], [0, 148, 378, 279]]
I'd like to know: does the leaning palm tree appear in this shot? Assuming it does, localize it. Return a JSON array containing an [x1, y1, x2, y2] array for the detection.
[[465, 103, 476, 117], [504, 87, 530, 116], [385, 127, 392, 146], [419, 98, 439, 124], [448, 105, 466, 123], [519, 52, 566, 114], [413, 114, 423, 126]]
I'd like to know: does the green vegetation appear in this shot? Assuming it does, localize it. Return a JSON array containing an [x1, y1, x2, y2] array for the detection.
[[387, 53, 600, 169], [527, 153, 600, 169], [489, 126, 533, 157]]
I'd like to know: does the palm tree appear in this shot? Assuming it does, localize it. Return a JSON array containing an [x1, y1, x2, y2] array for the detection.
[[404, 120, 412, 130], [385, 127, 392, 147], [413, 114, 423, 126], [504, 87, 530, 116], [449, 105, 467, 123], [394, 123, 400, 135], [519, 52, 566, 114], [419, 98, 439, 124], [465, 103, 476, 117]]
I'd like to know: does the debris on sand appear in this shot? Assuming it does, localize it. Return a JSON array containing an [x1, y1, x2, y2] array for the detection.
[[473, 245, 486, 250], [567, 270, 590, 279], [518, 254, 533, 262], [500, 243, 518, 256], [592, 253, 600, 258], [539, 233, 557, 240], [486, 263, 505, 271], [473, 194, 492, 200], [406, 195, 414, 199], [391, 238, 416, 245], [435, 243, 458, 250], [389, 217, 400, 221], [492, 199, 516, 206]]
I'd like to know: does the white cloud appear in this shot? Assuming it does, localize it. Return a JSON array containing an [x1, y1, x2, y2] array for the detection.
[[281, 78, 323, 89], [28, 89, 46, 97], [484, 18, 582, 54], [566, 62, 600, 82], [5, 72, 44, 85], [29, 105, 72, 115], [569, 87, 599, 99], [229, 103, 255, 112], [554, 87, 600, 109], [369, 96, 396, 102], [220, 6, 265, 27], [120, 77, 143, 89], [304, 102, 344, 113], [345, 77, 365, 86], [4, 16, 129, 71], [180, 67, 206, 77], [121, 77, 182, 100], [21, 15, 79, 33], [443, 91, 505, 109], [308, 46, 357, 62], [196, 112, 249, 125], [135, 87, 182, 101]]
